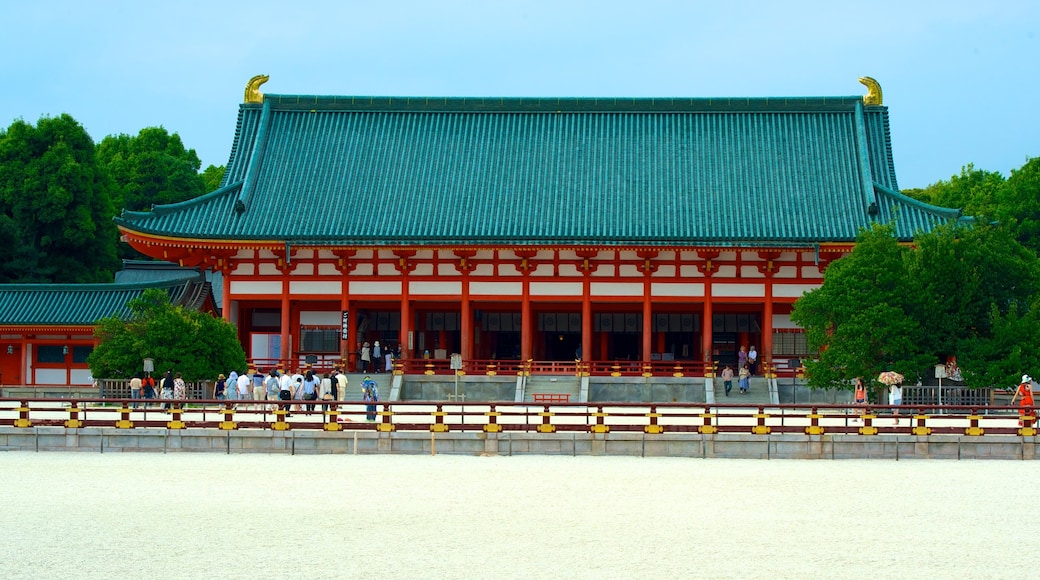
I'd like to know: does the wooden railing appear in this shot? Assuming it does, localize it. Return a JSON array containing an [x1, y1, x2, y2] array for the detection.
[[1, 398, 1035, 437]]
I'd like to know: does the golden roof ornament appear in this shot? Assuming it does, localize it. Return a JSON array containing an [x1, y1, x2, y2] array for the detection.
[[244, 74, 270, 104], [858, 76, 882, 106]]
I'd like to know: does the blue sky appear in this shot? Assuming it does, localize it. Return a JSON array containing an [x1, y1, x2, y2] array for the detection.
[[2, 0, 1037, 190]]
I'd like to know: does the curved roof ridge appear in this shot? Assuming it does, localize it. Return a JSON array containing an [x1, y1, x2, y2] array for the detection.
[[0, 275, 201, 293], [116, 181, 243, 224], [874, 182, 967, 221]]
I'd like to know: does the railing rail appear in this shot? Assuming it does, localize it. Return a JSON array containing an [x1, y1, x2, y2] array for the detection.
[[1, 398, 1035, 437]]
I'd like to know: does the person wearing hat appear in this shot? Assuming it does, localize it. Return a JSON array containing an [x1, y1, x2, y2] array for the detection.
[[1010, 374, 1035, 427], [215, 373, 227, 400]]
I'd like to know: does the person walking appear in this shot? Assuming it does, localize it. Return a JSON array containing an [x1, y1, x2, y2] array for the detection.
[[737, 346, 748, 372], [301, 370, 319, 412], [1010, 374, 1035, 427], [721, 365, 734, 397], [738, 364, 751, 394], [129, 373, 143, 409], [362, 376, 379, 421], [853, 377, 867, 420], [888, 381, 903, 424], [226, 370, 239, 401], [747, 346, 758, 376], [142, 372, 157, 402], [265, 370, 281, 410], [215, 374, 227, 400], [361, 342, 372, 373], [252, 369, 266, 410], [161, 371, 175, 409], [236, 371, 251, 405], [372, 341, 382, 373], [173, 372, 186, 400], [335, 369, 348, 400]]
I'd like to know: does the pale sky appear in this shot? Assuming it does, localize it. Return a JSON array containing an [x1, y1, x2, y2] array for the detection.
[[2, 0, 1037, 190]]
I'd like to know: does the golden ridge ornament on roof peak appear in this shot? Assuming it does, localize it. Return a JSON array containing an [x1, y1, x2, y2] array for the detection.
[[244, 74, 269, 104], [858, 76, 882, 106]]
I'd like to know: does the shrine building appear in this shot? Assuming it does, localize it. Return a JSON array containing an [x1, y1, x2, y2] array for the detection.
[[114, 76, 967, 375]]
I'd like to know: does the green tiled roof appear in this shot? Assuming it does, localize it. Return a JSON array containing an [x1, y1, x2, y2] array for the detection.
[[0, 275, 208, 327], [117, 92, 968, 246]]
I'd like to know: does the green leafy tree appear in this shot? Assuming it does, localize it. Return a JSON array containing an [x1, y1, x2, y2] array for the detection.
[[791, 223, 930, 391], [904, 164, 1003, 222], [96, 127, 206, 211], [995, 157, 1040, 253], [200, 164, 226, 192], [958, 300, 1040, 389], [906, 223, 1040, 361], [0, 114, 119, 283], [88, 288, 246, 381], [96, 127, 207, 262]]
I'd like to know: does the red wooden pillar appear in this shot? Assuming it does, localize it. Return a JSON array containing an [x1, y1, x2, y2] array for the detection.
[[400, 286, 411, 360], [702, 288, 713, 362], [697, 251, 718, 363], [456, 251, 475, 362], [222, 270, 232, 323], [581, 281, 592, 365], [758, 252, 779, 364], [519, 252, 534, 362], [642, 292, 652, 362], [280, 277, 290, 368]]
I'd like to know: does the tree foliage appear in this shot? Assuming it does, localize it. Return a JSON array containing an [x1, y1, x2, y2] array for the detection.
[[793, 221, 1040, 391], [791, 224, 929, 390], [995, 157, 1040, 253], [0, 115, 119, 283], [96, 127, 206, 212], [88, 288, 246, 381], [96, 127, 208, 262], [905, 164, 1004, 222], [200, 164, 226, 193]]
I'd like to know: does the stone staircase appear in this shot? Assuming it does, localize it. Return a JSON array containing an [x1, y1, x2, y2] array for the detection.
[[521, 375, 582, 403], [340, 373, 392, 400], [711, 376, 776, 406]]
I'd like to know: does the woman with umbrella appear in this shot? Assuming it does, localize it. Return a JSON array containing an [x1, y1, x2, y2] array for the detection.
[[878, 372, 903, 424]]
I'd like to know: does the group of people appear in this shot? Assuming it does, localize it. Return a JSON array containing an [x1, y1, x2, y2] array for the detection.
[[128, 371, 184, 409], [719, 364, 752, 396], [358, 341, 398, 373], [207, 367, 380, 419], [718, 345, 759, 397]]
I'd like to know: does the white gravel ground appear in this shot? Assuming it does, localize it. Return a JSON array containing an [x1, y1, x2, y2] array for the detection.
[[0, 452, 1029, 579]]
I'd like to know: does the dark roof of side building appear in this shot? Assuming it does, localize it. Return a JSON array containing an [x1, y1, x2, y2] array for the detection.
[[0, 274, 213, 327], [116, 86, 970, 246]]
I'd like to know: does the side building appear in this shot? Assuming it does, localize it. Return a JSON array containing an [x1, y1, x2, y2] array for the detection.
[[115, 76, 967, 375], [0, 271, 216, 389]]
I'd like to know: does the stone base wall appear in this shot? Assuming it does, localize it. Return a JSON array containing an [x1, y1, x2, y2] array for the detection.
[[1, 427, 1035, 460]]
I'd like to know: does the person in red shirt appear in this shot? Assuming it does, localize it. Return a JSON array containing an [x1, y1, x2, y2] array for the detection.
[[1010, 374, 1035, 427]]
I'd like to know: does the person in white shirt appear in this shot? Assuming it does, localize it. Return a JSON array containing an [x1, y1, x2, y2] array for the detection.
[[336, 370, 348, 401], [236, 372, 251, 406]]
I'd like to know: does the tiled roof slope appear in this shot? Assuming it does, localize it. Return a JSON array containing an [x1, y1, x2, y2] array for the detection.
[[0, 275, 207, 326], [118, 93, 968, 246]]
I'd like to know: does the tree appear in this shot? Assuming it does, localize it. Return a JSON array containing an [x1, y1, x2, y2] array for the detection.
[[200, 164, 226, 193], [957, 300, 1040, 389], [88, 288, 246, 381], [791, 223, 930, 391], [995, 157, 1040, 253], [96, 127, 208, 261], [96, 127, 206, 212], [903, 164, 1004, 222], [0, 114, 119, 283], [906, 223, 1040, 361]]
